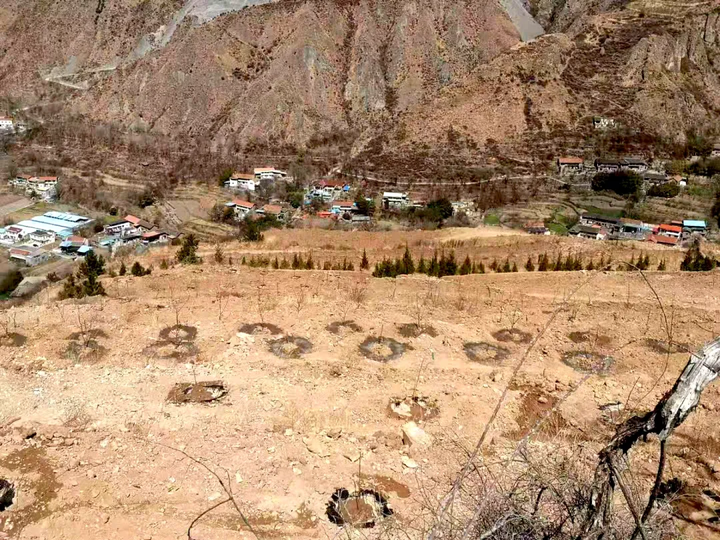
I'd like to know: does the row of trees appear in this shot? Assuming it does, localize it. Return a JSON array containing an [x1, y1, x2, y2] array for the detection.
[[241, 253, 357, 271], [681, 243, 718, 271], [372, 248, 668, 278]]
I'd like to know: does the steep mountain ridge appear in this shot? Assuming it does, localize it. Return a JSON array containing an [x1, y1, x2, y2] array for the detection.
[[1, 0, 720, 161]]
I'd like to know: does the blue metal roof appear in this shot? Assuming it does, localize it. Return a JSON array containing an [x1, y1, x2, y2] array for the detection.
[[77, 245, 92, 254], [44, 211, 91, 223], [17, 219, 72, 234], [683, 220, 707, 228]]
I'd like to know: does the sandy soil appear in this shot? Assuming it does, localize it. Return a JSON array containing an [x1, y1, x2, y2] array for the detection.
[[0, 230, 719, 539]]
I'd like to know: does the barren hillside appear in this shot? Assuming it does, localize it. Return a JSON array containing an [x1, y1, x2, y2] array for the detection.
[[0, 229, 719, 538], [2, 0, 720, 160]]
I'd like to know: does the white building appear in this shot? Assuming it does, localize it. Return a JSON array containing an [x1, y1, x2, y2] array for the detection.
[[0, 225, 33, 246], [29, 230, 56, 247], [226, 173, 257, 192], [9, 245, 50, 267], [382, 192, 409, 210], [254, 168, 287, 182], [0, 117, 14, 131], [226, 199, 256, 219], [26, 176, 58, 194]]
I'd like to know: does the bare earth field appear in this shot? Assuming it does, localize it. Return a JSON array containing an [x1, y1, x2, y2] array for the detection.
[[0, 229, 719, 539]]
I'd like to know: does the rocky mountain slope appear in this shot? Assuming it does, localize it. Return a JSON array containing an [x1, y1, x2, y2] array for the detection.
[[1, 0, 719, 160]]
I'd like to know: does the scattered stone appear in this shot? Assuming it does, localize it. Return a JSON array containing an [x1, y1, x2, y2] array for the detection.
[[537, 396, 549, 404], [303, 437, 331, 457], [402, 422, 433, 448], [599, 402, 624, 413], [401, 456, 419, 469], [166, 381, 228, 404], [388, 396, 439, 421], [0, 479, 15, 511]]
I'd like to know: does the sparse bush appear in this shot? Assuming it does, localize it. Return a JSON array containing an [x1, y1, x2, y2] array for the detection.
[[360, 249, 369, 270], [119, 262, 127, 276], [176, 234, 200, 265], [647, 182, 680, 198], [131, 261, 151, 276]]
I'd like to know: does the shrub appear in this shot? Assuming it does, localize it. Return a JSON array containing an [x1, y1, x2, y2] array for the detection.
[[680, 242, 717, 271], [525, 256, 535, 272], [647, 182, 680, 198], [119, 262, 127, 276], [214, 245, 224, 264], [176, 234, 200, 265], [591, 171, 643, 198], [131, 261, 151, 276], [78, 251, 105, 278], [360, 249, 369, 270], [0, 270, 23, 296]]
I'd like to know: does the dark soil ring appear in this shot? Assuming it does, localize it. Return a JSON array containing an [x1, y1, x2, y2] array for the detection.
[[159, 324, 198, 343], [397, 324, 438, 339], [269, 336, 313, 358], [167, 381, 228, 404], [0, 333, 28, 348], [562, 351, 614, 375], [326, 488, 393, 528], [359, 337, 406, 363], [464, 342, 510, 365], [645, 338, 689, 354], [144, 340, 200, 360], [0, 479, 15, 511], [568, 331, 612, 347], [66, 328, 108, 341], [492, 328, 532, 344], [326, 321, 363, 335], [65, 340, 109, 362], [238, 323, 283, 336]]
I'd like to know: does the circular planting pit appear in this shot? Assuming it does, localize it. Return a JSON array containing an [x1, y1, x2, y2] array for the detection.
[[645, 338, 689, 354], [66, 328, 108, 341], [326, 321, 363, 335], [0, 479, 15, 511], [464, 342, 510, 366], [167, 381, 228, 404], [388, 396, 439, 421], [269, 336, 313, 359], [159, 324, 197, 344], [568, 332, 612, 347], [144, 340, 199, 360], [492, 328, 532, 344], [238, 323, 283, 336], [326, 488, 393, 528], [397, 324, 438, 339], [0, 333, 28, 348], [562, 351, 614, 375], [359, 337, 406, 363], [64, 340, 108, 363]]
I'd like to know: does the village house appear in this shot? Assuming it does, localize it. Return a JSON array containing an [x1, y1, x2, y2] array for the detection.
[[595, 159, 623, 173], [712, 143, 720, 157], [571, 224, 608, 240], [556, 157, 584, 175], [104, 218, 134, 236], [331, 200, 357, 215], [26, 176, 59, 196], [0, 117, 14, 131], [257, 204, 285, 221], [226, 173, 257, 192], [226, 199, 256, 219], [316, 211, 335, 220], [254, 168, 287, 182], [657, 224, 682, 238], [683, 220, 708, 236], [59, 236, 90, 254], [351, 214, 372, 224], [11, 174, 32, 187], [647, 234, 678, 247], [9, 245, 50, 267], [641, 170, 668, 185], [621, 157, 648, 172], [524, 221, 550, 235], [579, 213, 620, 232], [29, 230, 56, 247], [593, 117, 616, 130], [618, 218, 644, 237], [309, 180, 349, 202], [0, 225, 31, 246], [382, 192, 409, 210], [142, 231, 169, 244]]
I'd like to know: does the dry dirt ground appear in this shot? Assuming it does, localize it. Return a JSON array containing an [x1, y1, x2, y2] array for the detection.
[[0, 229, 720, 539]]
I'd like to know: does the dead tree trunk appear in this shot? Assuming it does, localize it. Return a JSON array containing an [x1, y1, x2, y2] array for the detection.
[[580, 337, 720, 538]]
